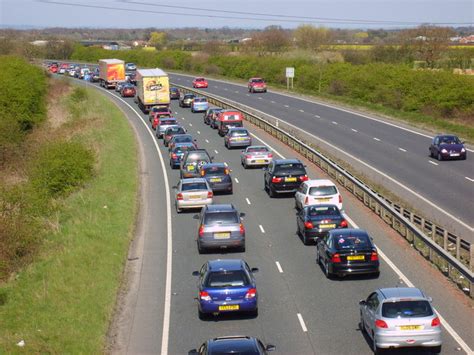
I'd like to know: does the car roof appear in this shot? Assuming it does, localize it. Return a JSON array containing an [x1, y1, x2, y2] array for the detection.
[[181, 178, 207, 184], [304, 179, 336, 187], [229, 127, 248, 132], [378, 287, 426, 301], [205, 204, 235, 212], [207, 259, 245, 271], [208, 336, 258, 352], [274, 158, 301, 165], [328, 228, 369, 238]]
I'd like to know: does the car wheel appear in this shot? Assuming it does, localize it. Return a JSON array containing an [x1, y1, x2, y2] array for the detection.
[[198, 308, 208, 320], [324, 260, 334, 279], [302, 232, 309, 245], [197, 242, 205, 254], [437, 152, 443, 161], [359, 318, 366, 334], [431, 346, 442, 354], [243, 161, 248, 169], [268, 186, 275, 198], [176, 204, 182, 213], [316, 248, 321, 265], [372, 335, 384, 354]]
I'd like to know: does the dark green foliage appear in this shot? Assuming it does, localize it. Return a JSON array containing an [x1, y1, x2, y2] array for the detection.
[[30, 141, 95, 198]]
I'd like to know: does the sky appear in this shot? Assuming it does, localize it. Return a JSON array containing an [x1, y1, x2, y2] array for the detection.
[[0, 0, 473, 29]]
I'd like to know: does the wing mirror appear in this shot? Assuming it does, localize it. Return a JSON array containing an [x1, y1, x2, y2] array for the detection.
[[192, 271, 200, 277], [240, 212, 246, 217], [251, 267, 259, 273], [266, 344, 276, 352], [359, 299, 366, 306], [193, 214, 200, 220], [172, 185, 178, 189], [188, 350, 199, 355]]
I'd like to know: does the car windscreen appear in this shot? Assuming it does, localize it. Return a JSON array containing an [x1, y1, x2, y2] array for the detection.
[[181, 182, 207, 191], [204, 270, 250, 287], [274, 163, 305, 174], [309, 186, 338, 196], [160, 119, 176, 125], [203, 166, 227, 175], [194, 98, 207, 103], [247, 147, 268, 153], [230, 130, 249, 137], [334, 235, 371, 250], [252, 79, 264, 83], [204, 211, 239, 225], [195, 78, 205, 81], [185, 152, 210, 163], [307, 206, 340, 217], [170, 88, 179, 92], [440, 136, 461, 144], [382, 300, 433, 318], [184, 94, 195, 99]]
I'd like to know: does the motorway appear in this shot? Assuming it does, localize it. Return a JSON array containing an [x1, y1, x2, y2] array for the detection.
[[74, 78, 474, 354], [168, 73, 474, 243]]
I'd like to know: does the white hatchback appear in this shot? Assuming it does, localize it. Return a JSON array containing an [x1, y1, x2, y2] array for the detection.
[[294, 179, 342, 210]]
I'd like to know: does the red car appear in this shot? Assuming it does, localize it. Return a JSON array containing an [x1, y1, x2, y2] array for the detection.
[[49, 64, 59, 73], [121, 84, 136, 97], [149, 107, 172, 122], [248, 77, 267, 93], [192, 77, 208, 89]]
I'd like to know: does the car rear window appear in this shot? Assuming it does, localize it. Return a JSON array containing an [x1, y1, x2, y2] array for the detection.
[[167, 127, 185, 134], [210, 341, 259, 354], [174, 136, 193, 143], [334, 235, 371, 250], [194, 98, 207, 103], [184, 94, 194, 99], [222, 114, 241, 121], [247, 147, 268, 153], [203, 166, 227, 175], [204, 211, 239, 225], [231, 130, 249, 137], [307, 206, 340, 217], [160, 119, 176, 125], [309, 185, 338, 196], [382, 300, 433, 318], [186, 152, 210, 163], [174, 145, 194, 153], [182, 182, 207, 191], [205, 270, 250, 287], [274, 163, 305, 174]]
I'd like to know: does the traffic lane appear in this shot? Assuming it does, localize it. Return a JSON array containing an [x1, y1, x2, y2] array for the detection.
[[73, 81, 168, 353], [165, 105, 465, 354], [164, 111, 316, 353]]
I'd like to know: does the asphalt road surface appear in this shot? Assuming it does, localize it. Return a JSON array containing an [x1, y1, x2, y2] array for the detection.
[[169, 73, 474, 243], [72, 77, 473, 355]]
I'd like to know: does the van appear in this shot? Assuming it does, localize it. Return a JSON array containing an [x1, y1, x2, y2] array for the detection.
[[217, 110, 244, 136]]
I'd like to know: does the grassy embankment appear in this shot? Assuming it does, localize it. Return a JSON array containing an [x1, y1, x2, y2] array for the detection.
[[70, 46, 474, 141], [0, 62, 138, 353]]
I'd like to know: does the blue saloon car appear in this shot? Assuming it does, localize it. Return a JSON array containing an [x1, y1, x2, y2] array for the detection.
[[191, 97, 209, 113]]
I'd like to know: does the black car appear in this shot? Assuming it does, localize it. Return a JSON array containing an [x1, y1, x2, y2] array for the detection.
[[203, 108, 223, 125], [264, 159, 308, 197], [316, 228, 380, 278], [170, 87, 180, 100], [199, 163, 233, 194], [429, 134, 467, 161], [179, 93, 195, 108], [296, 204, 348, 245], [189, 336, 275, 355]]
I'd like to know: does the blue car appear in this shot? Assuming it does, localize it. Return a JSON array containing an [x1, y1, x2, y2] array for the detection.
[[169, 142, 196, 169], [193, 259, 259, 319], [191, 97, 209, 113]]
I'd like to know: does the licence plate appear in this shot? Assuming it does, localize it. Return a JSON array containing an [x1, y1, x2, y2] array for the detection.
[[187, 165, 195, 171], [235, 137, 245, 141], [189, 195, 201, 200], [317, 198, 331, 202], [347, 255, 365, 261], [399, 325, 422, 331], [319, 224, 336, 229], [285, 177, 297, 182], [450, 153, 460, 156], [218, 305, 239, 311], [210, 178, 221, 182], [256, 159, 266, 163], [214, 232, 230, 239]]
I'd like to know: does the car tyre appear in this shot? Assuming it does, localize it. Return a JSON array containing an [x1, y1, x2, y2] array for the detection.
[[176, 204, 182, 214], [249, 308, 258, 317], [324, 260, 334, 279], [316, 248, 321, 265], [431, 346, 442, 354], [372, 335, 384, 354], [198, 309, 208, 320], [197, 242, 205, 254], [437, 152, 443, 161], [302, 232, 309, 245], [243, 161, 248, 169]]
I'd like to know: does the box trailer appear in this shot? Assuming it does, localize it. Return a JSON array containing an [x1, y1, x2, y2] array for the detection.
[[98, 59, 125, 89], [135, 68, 170, 113]]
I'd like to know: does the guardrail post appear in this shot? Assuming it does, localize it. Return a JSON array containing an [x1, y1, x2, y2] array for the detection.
[[443, 230, 449, 250], [456, 237, 461, 259], [470, 244, 474, 272]]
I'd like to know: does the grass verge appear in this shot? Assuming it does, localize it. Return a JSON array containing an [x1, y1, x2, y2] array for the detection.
[[0, 83, 138, 353]]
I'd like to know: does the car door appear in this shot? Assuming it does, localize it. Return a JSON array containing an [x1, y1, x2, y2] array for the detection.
[[295, 183, 307, 207], [317, 235, 329, 263], [296, 208, 305, 233], [432, 137, 439, 155], [363, 292, 380, 335]]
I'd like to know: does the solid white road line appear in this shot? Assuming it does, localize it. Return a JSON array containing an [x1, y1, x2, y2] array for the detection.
[[343, 213, 472, 354], [351, 128, 358, 132], [429, 160, 439, 166], [398, 147, 407, 152], [234, 178, 240, 183], [245, 197, 251, 205], [373, 137, 381, 141], [205, 139, 209, 143], [465, 177, 474, 182], [259, 225, 266, 233], [275, 261, 284, 273], [97, 89, 173, 355], [297, 313, 308, 332]]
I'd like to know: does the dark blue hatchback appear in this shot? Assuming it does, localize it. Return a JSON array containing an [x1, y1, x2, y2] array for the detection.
[[193, 259, 259, 319], [199, 163, 233, 194], [189, 335, 275, 355], [169, 143, 196, 169]]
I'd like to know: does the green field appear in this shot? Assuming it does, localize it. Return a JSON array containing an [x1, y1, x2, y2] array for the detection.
[[0, 83, 138, 353]]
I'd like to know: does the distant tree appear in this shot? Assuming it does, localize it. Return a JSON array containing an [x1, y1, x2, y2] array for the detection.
[[45, 40, 75, 59], [148, 31, 168, 50], [202, 40, 228, 56], [249, 26, 290, 54], [398, 26, 455, 67], [294, 25, 332, 51]]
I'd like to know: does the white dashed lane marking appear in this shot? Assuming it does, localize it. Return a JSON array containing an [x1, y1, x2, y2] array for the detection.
[[214, 149, 219, 154], [234, 178, 240, 183], [245, 198, 251, 205], [315, 115, 320, 118], [284, 104, 289, 108], [429, 160, 439, 166], [299, 109, 305, 113], [373, 137, 381, 141], [259, 225, 265, 233], [275, 261, 283, 273], [205, 139, 209, 143], [197, 131, 200, 135], [332, 121, 338, 125], [351, 128, 358, 132], [189, 123, 192, 127], [297, 313, 308, 332], [398, 147, 407, 152]]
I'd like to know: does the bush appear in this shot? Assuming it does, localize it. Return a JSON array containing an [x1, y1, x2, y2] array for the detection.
[[70, 87, 88, 103], [30, 141, 95, 198]]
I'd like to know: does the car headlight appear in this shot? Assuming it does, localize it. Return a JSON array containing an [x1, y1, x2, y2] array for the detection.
[[461, 148, 466, 153], [441, 149, 447, 153]]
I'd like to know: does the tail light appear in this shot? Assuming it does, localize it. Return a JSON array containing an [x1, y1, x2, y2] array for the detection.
[[272, 176, 282, 183], [370, 251, 379, 261], [375, 319, 388, 328], [304, 196, 309, 205], [176, 193, 183, 200], [300, 175, 309, 182], [245, 288, 257, 299], [207, 191, 213, 198], [199, 291, 211, 301], [198, 225, 204, 237], [224, 168, 230, 175], [340, 219, 348, 228], [304, 221, 314, 229], [171, 153, 177, 159], [331, 253, 341, 263], [431, 317, 441, 327], [339, 195, 342, 204], [245, 154, 252, 159], [200, 170, 205, 177], [239, 223, 245, 234], [268, 153, 273, 158]]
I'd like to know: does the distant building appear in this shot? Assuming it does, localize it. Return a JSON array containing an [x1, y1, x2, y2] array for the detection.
[[459, 35, 474, 44], [30, 40, 48, 46]]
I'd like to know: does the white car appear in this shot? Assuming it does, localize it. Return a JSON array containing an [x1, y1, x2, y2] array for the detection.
[[240, 145, 273, 168], [294, 179, 342, 210], [174, 178, 213, 213]]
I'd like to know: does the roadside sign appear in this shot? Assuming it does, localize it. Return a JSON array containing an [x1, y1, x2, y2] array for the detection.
[[286, 67, 295, 78]]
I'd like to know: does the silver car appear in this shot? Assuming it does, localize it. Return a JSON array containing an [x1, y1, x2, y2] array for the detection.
[[224, 128, 252, 149], [157, 118, 178, 138], [174, 178, 213, 213], [195, 204, 246, 253], [359, 287, 442, 354], [240, 145, 273, 168]]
